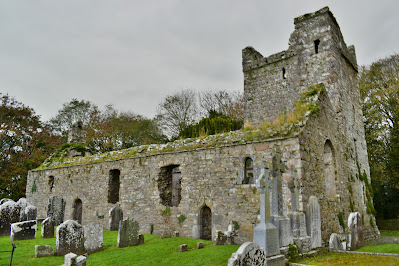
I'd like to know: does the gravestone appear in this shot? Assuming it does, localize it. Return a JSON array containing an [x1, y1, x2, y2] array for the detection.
[[16, 198, 29, 221], [42, 217, 55, 238], [139, 234, 144, 245], [228, 242, 267, 266], [64, 252, 77, 266], [83, 222, 103, 254], [109, 206, 123, 231], [197, 242, 204, 249], [213, 230, 227, 245], [288, 166, 311, 252], [0, 201, 21, 236], [179, 244, 188, 252], [25, 205, 37, 221], [117, 217, 140, 248], [48, 195, 66, 226], [347, 212, 364, 250], [10, 220, 37, 241], [305, 196, 322, 249], [270, 149, 294, 248], [329, 233, 343, 251], [0, 198, 13, 205], [35, 245, 54, 258], [56, 220, 84, 256], [253, 167, 280, 257]]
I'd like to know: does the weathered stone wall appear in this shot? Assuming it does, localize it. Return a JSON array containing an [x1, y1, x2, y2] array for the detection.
[[27, 138, 301, 244]]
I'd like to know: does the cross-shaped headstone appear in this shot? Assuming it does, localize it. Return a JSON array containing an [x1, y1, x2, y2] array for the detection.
[[256, 167, 271, 223], [272, 147, 286, 217], [288, 166, 300, 212]]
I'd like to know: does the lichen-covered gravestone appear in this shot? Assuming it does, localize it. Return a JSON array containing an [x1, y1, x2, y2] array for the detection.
[[109, 206, 123, 231], [56, 220, 84, 256], [42, 217, 55, 238], [25, 205, 37, 221], [228, 242, 267, 266], [0, 200, 21, 236], [10, 220, 37, 241], [83, 222, 103, 254], [16, 198, 29, 221], [117, 217, 140, 248], [47, 195, 66, 226], [35, 245, 54, 258], [305, 196, 322, 249]]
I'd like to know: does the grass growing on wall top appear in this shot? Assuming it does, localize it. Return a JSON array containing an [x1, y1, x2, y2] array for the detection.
[[0, 224, 238, 265]]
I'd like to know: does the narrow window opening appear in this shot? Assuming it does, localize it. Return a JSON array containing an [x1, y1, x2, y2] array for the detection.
[[108, 169, 120, 204], [282, 68, 286, 79], [324, 140, 336, 197], [314, 39, 320, 54], [243, 157, 254, 184], [48, 176, 55, 192], [72, 198, 83, 224], [158, 164, 181, 207], [200, 205, 212, 240]]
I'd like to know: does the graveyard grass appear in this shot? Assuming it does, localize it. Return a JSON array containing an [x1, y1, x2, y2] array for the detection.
[[0, 224, 238, 265]]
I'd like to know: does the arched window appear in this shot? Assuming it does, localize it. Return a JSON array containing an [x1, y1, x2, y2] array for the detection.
[[243, 157, 254, 184], [72, 198, 82, 224], [108, 169, 120, 204], [200, 205, 212, 240], [324, 140, 336, 197]]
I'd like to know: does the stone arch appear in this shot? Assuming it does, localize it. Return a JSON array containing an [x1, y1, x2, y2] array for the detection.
[[108, 169, 120, 204], [72, 198, 83, 224], [324, 140, 336, 197], [200, 205, 212, 240]]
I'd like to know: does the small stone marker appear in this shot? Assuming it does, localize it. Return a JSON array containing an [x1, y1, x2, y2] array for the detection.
[[329, 233, 343, 251], [173, 231, 179, 237], [41, 217, 55, 238], [161, 230, 172, 239], [117, 217, 140, 248], [213, 230, 227, 245], [228, 242, 267, 266], [196, 242, 204, 249], [305, 196, 322, 249], [109, 206, 123, 231], [56, 220, 84, 256], [35, 245, 54, 258], [10, 220, 37, 241], [179, 244, 188, 252], [139, 234, 145, 245], [64, 252, 77, 266], [347, 212, 364, 250], [253, 167, 280, 257], [76, 255, 87, 266], [47, 195, 66, 226], [83, 222, 103, 254]]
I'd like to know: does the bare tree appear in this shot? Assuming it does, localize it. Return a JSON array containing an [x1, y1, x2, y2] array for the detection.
[[199, 90, 244, 120], [156, 89, 198, 138]]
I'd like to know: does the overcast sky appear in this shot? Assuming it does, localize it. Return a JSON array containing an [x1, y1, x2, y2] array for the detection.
[[1, 0, 397, 121]]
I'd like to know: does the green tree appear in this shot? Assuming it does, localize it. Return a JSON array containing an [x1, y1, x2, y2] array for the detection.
[[0, 93, 61, 200], [359, 54, 399, 219]]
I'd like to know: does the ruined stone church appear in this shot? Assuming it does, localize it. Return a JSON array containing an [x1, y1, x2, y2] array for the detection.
[[27, 7, 379, 247]]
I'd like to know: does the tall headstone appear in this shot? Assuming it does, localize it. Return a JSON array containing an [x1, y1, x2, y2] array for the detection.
[[305, 196, 322, 249], [347, 212, 364, 251], [83, 222, 103, 254], [0, 200, 21, 236], [10, 220, 37, 241], [47, 195, 66, 226], [41, 217, 55, 238], [271, 148, 294, 247], [25, 205, 37, 221], [117, 217, 140, 248], [253, 167, 280, 257], [56, 220, 84, 256], [288, 166, 311, 252], [16, 198, 29, 221], [109, 206, 123, 231]]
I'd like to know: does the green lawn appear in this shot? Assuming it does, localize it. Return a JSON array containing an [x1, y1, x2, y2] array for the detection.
[[299, 252, 399, 265], [380, 230, 399, 237], [0, 224, 239, 265]]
